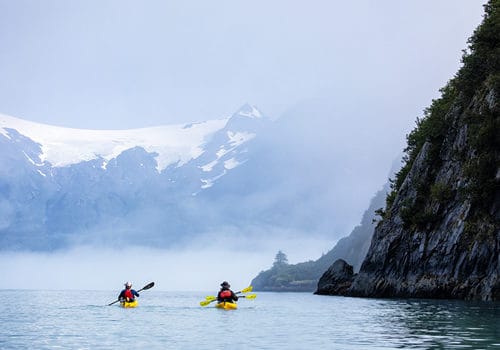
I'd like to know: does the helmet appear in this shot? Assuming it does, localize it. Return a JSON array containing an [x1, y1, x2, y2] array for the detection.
[[124, 281, 132, 287], [220, 281, 230, 287]]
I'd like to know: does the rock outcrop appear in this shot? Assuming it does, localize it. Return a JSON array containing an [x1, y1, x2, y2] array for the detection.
[[315, 259, 355, 295]]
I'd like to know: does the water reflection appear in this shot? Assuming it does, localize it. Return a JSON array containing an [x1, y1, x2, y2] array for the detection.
[[373, 299, 500, 349]]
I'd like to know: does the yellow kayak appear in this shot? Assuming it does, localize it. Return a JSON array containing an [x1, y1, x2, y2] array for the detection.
[[120, 299, 138, 308], [215, 301, 237, 310]]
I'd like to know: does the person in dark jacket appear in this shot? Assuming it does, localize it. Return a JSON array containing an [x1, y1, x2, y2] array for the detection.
[[118, 281, 140, 302], [217, 281, 239, 302]]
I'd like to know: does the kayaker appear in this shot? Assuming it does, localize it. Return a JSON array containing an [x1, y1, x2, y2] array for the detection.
[[118, 282, 140, 302], [217, 281, 239, 302]]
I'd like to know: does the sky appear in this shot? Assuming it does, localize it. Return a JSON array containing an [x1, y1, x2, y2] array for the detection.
[[0, 0, 486, 130]]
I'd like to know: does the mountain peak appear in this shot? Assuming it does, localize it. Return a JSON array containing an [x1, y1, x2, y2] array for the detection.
[[233, 104, 265, 119]]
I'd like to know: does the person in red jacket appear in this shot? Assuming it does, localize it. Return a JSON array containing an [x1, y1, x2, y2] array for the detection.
[[217, 281, 239, 302], [118, 282, 140, 302]]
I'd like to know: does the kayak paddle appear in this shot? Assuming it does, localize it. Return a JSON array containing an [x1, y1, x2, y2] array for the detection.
[[200, 293, 256, 306], [200, 299, 216, 307], [237, 286, 253, 294], [203, 285, 253, 300], [199, 285, 253, 307], [107, 281, 155, 306], [239, 293, 257, 299]]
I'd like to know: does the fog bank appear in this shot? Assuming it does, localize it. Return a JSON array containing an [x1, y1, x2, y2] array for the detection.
[[0, 235, 333, 291]]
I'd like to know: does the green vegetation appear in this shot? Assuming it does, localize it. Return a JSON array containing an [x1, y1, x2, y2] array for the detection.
[[251, 251, 320, 292], [430, 182, 454, 203], [383, 0, 500, 232], [462, 91, 500, 212]]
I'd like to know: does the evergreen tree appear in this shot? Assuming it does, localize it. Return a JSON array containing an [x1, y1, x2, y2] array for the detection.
[[273, 250, 288, 268]]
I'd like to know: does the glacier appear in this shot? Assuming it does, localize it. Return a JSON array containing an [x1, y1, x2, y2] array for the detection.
[[0, 103, 370, 252]]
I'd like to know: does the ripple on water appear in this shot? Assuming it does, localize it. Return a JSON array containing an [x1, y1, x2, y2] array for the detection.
[[0, 290, 499, 349]]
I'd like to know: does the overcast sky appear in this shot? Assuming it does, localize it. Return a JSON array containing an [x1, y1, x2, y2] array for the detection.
[[0, 0, 485, 130]]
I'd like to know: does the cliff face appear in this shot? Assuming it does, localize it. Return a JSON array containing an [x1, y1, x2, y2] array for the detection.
[[350, 124, 499, 300], [318, 1, 500, 301]]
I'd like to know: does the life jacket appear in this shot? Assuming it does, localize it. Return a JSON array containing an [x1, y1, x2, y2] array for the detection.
[[219, 290, 232, 299], [124, 289, 134, 300]]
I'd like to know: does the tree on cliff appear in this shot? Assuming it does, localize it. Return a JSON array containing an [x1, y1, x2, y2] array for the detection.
[[273, 250, 289, 268]]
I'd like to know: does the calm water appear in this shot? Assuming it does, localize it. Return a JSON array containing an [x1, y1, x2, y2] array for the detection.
[[0, 290, 499, 349]]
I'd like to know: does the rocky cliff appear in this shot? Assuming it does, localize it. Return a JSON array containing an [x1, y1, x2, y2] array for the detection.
[[317, 0, 500, 301]]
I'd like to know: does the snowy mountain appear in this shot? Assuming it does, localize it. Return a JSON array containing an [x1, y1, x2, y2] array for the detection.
[[0, 104, 276, 250], [0, 112, 227, 171], [0, 102, 371, 252]]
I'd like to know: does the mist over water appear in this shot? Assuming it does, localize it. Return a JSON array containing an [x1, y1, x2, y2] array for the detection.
[[0, 234, 333, 291]]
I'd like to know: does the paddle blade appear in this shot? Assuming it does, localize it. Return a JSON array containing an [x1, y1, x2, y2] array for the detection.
[[241, 293, 257, 299], [205, 296, 217, 301], [200, 299, 215, 307], [142, 282, 155, 290], [238, 286, 253, 294]]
